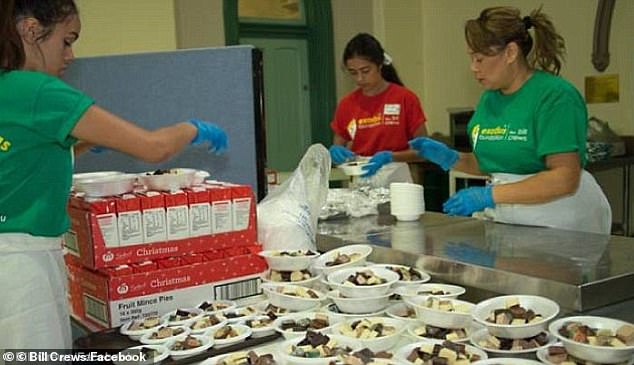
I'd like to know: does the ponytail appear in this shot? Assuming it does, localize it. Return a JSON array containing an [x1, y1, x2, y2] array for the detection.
[[343, 32, 404, 86], [465, 6, 566, 75], [0, 0, 25, 70]]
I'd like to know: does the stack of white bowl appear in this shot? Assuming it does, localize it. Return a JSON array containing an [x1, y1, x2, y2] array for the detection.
[[390, 183, 425, 221]]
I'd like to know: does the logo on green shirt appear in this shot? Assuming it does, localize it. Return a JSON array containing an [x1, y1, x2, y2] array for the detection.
[[0, 135, 10, 152]]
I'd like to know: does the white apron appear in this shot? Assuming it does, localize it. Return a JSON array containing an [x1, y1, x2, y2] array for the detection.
[[0, 234, 72, 349], [482, 170, 612, 235], [352, 162, 412, 188]]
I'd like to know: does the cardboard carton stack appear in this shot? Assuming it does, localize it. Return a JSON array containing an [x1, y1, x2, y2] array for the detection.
[[64, 181, 267, 329]]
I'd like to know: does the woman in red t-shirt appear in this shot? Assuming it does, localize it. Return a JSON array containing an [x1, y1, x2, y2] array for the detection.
[[329, 33, 428, 186]]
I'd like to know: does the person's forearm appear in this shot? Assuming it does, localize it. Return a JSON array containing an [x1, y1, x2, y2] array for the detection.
[[392, 149, 423, 163], [492, 166, 580, 204], [73, 141, 93, 156], [452, 152, 485, 175]]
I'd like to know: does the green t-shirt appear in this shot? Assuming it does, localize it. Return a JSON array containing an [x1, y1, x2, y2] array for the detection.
[[0, 70, 94, 237], [468, 70, 587, 174]]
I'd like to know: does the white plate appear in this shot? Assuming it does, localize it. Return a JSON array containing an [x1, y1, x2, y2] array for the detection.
[[208, 324, 253, 348], [197, 300, 237, 314], [139, 326, 191, 345], [241, 315, 276, 338], [279, 334, 362, 365], [201, 350, 280, 365], [407, 322, 474, 343], [189, 314, 228, 335], [472, 359, 544, 365], [161, 308, 204, 327], [221, 306, 259, 323], [119, 317, 168, 341], [168, 334, 213, 360], [114, 343, 171, 365], [470, 328, 557, 355]]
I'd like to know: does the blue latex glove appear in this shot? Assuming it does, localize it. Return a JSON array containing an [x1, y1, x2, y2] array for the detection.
[[443, 185, 495, 216], [408, 137, 459, 171], [443, 241, 496, 267], [329, 145, 355, 165], [188, 119, 228, 155], [90, 146, 108, 153], [361, 150, 393, 177]]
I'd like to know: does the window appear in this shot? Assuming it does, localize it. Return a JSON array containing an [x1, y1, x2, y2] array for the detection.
[[238, 0, 305, 25]]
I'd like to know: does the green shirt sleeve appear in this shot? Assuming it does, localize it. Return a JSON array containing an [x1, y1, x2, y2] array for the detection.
[[534, 85, 587, 165], [32, 77, 94, 146]]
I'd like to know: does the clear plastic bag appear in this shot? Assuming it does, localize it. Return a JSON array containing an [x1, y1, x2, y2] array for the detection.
[[257, 144, 331, 251]]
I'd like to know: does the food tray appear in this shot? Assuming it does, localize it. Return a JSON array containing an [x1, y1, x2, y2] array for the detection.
[[73, 326, 281, 364]]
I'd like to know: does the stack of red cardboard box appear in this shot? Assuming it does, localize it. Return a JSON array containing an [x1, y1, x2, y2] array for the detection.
[[65, 181, 267, 330]]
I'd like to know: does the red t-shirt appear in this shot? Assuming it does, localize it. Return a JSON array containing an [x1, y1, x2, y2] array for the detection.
[[330, 83, 426, 156]]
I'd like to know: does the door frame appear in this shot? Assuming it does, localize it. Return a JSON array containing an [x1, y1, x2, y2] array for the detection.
[[223, 0, 336, 147]]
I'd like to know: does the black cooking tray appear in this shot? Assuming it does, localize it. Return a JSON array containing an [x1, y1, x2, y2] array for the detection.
[[73, 327, 281, 365]]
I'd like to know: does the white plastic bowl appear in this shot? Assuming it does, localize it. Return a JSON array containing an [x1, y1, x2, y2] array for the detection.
[[73, 171, 123, 184], [321, 303, 386, 324], [395, 339, 487, 364], [241, 315, 276, 338], [140, 326, 191, 345], [279, 333, 361, 365], [138, 168, 198, 191], [255, 300, 320, 318], [326, 290, 392, 314], [472, 295, 560, 339], [114, 343, 171, 365], [385, 303, 419, 323], [407, 322, 474, 343], [339, 161, 371, 176], [261, 269, 322, 288], [261, 283, 326, 311], [332, 317, 405, 352], [405, 296, 475, 329], [370, 264, 431, 287], [74, 173, 137, 197], [168, 334, 213, 360], [327, 267, 399, 298], [208, 324, 253, 348], [395, 283, 466, 300], [470, 328, 556, 355], [258, 250, 320, 271], [312, 244, 373, 275], [536, 342, 634, 365], [161, 307, 204, 327], [549, 316, 634, 364], [273, 311, 334, 340], [119, 316, 168, 341]]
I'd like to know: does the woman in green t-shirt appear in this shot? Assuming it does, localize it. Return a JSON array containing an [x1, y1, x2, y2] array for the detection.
[[409, 6, 611, 235], [0, 0, 228, 349]]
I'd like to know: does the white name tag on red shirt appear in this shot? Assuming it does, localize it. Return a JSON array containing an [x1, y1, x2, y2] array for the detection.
[[383, 104, 401, 115]]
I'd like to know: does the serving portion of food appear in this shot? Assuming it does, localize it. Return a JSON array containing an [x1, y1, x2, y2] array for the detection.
[[485, 297, 544, 325]]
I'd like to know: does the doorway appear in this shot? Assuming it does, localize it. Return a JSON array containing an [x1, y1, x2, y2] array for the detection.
[[224, 0, 336, 172], [241, 37, 311, 170]]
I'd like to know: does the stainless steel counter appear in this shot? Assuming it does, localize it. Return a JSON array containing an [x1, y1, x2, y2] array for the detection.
[[317, 212, 634, 320]]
